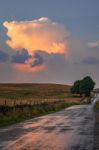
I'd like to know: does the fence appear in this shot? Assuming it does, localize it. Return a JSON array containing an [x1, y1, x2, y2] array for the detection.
[[0, 98, 66, 115]]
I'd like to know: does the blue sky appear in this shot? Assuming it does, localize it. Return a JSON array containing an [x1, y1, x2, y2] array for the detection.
[[0, 0, 99, 87]]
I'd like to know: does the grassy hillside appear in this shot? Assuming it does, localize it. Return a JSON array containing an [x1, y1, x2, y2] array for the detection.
[[0, 83, 71, 99]]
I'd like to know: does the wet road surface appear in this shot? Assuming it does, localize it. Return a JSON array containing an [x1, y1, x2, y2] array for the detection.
[[0, 96, 98, 150]]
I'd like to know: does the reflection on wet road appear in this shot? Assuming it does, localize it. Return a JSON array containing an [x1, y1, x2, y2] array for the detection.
[[0, 96, 98, 150]]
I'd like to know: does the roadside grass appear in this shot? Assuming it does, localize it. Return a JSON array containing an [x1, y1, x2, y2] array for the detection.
[[95, 101, 99, 109], [0, 101, 81, 128], [81, 96, 92, 104]]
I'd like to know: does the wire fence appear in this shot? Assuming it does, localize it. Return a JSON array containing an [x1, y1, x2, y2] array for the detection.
[[0, 97, 81, 115], [0, 98, 66, 115]]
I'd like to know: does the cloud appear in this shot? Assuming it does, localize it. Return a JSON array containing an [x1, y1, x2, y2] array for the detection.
[[88, 42, 99, 48], [30, 53, 44, 67], [0, 50, 9, 62], [82, 56, 99, 64], [3, 17, 70, 55], [11, 49, 45, 72], [11, 49, 30, 64], [13, 63, 45, 73]]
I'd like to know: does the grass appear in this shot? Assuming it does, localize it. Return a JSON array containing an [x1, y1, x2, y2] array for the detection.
[[0, 101, 81, 128], [0, 83, 73, 106], [95, 101, 99, 109], [0, 83, 82, 127], [0, 83, 71, 99]]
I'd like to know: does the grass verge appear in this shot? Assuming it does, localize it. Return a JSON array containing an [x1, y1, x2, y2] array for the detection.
[[0, 102, 80, 128], [95, 101, 99, 109]]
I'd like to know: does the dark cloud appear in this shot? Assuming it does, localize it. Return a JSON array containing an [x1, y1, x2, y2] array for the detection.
[[30, 53, 44, 68], [11, 49, 30, 64], [82, 57, 99, 64], [11, 49, 44, 70], [0, 50, 9, 62]]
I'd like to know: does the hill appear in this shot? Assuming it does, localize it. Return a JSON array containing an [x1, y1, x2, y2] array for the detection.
[[0, 83, 71, 99]]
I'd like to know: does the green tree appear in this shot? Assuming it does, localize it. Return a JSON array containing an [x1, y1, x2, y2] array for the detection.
[[71, 76, 95, 97], [71, 80, 81, 95], [80, 76, 95, 96]]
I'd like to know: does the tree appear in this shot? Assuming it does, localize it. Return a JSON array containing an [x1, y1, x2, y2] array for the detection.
[[80, 76, 95, 96], [71, 76, 95, 97], [71, 80, 81, 95]]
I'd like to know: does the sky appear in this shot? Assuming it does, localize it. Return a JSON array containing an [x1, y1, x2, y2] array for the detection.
[[0, 0, 99, 87]]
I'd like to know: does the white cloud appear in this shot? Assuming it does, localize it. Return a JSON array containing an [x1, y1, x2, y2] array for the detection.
[[88, 42, 99, 48]]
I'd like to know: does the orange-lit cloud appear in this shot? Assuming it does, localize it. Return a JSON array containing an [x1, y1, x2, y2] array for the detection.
[[3, 17, 69, 55], [13, 63, 45, 73], [3, 17, 70, 72]]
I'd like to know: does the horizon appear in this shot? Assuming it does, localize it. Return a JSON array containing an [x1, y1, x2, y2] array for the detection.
[[0, 82, 98, 89]]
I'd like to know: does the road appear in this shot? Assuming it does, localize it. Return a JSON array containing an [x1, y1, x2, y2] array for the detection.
[[0, 95, 98, 150]]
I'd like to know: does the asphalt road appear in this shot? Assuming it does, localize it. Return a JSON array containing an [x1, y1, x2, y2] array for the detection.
[[0, 96, 98, 150]]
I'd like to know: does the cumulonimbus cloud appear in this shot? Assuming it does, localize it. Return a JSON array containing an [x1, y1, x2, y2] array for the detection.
[[3, 17, 70, 72], [3, 17, 70, 55]]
